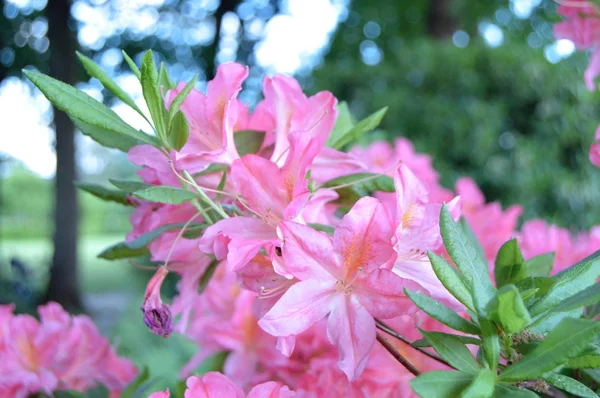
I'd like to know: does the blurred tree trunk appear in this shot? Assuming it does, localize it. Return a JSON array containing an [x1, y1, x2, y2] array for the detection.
[[44, 0, 82, 311], [204, 0, 239, 80], [426, 0, 457, 39]]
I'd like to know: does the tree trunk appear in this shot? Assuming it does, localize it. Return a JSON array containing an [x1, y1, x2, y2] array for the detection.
[[204, 0, 239, 80], [44, 0, 82, 311], [426, 0, 457, 39]]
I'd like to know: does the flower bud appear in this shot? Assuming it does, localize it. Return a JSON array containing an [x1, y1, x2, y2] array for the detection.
[[141, 266, 173, 338]]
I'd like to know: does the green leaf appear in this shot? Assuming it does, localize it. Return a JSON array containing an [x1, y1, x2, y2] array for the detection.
[[141, 50, 166, 137], [182, 223, 208, 239], [542, 372, 598, 398], [321, 173, 395, 208], [529, 250, 600, 317], [440, 205, 495, 314], [529, 283, 600, 328], [109, 179, 153, 193], [122, 50, 141, 80], [480, 318, 500, 371], [494, 239, 526, 288], [167, 74, 197, 127], [121, 367, 149, 398], [460, 368, 496, 398], [194, 163, 228, 177], [499, 318, 600, 382], [421, 331, 481, 374], [492, 385, 539, 397], [308, 223, 335, 235], [460, 217, 488, 267], [198, 260, 219, 294], [74, 118, 140, 151], [23, 69, 157, 146], [410, 371, 473, 398], [486, 285, 531, 334], [566, 355, 600, 369], [429, 250, 474, 312], [75, 182, 132, 206], [168, 111, 189, 151], [98, 223, 193, 260], [405, 289, 480, 334], [234, 130, 266, 156], [77, 51, 146, 117], [412, 333, 481, 348], [158, 62, 175, 90], [134, 186, 198, 205], [515, 276, 555, 307], [524, 253, 554, 278], [329, 106, 388, 149], [53, 391, 87, 398], [325, 101, 355, 148]]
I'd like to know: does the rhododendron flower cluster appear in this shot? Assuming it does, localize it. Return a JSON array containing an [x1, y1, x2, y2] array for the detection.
[[0, 302, 136, 397], [21, 43, 600, 398]]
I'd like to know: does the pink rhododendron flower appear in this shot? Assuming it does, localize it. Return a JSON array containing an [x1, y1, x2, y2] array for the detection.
[[259, 197, 421, 380], [554, 0, 600, 91], [0, 303, 136, 397]]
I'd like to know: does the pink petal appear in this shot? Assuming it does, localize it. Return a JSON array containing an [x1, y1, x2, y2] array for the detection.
[[334, 197, 394, 276], [278, 221, 339, 280], [258, 279, 336, 338], [355, 268, 422, 318], [394, 164, 430, 216], [247, 381, 296, 398], [585, 49, 600, 91], [184, 373, 245, 398], [326, 295, 376, 381]]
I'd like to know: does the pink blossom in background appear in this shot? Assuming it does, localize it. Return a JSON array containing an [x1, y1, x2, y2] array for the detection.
[[455, 177, 522, 263], [590, 125, 600, 167], [0, 303, 136, 397]]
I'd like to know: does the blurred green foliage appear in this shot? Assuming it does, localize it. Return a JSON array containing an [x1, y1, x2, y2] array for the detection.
[[1, 165, 132, 239], [312, 39, 600, 230]]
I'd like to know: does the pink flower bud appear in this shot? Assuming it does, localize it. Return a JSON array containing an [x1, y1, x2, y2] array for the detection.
[[141, 266, 173, 338]]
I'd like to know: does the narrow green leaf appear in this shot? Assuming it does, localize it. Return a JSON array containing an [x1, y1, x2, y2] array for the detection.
[[321, 173, 395, 196], [23, 69, 157, 146], [109, 179, 153, 193], [234, 130, 266, 156], [198, 260, 219, 294], [168, 111, 189, 151], [308, 223, 335, 236], [480, 318, 500, 371], [121, 367, 150, 398], [494, 239, 526, 288], [460, 217, 488, 266], [412, 333, 481, 348], [182, 223, 208, 239], [410, 371, 473, 398], [98, 223, 192, 260], [529, 283, 600, 328], [524, 253, 554, 278], [330, 106, 388, 149], [122, 51, 141, 80], [158, 62, 175, 90], [167, 74, 197, 127], [529, 249, 600, 317], [421, 331, 481, 374], [74, 118, 140, 151], [325, 101, 355, 147], [486, 285, 531, 334], [440, 205, 495, 314], [566, 355, 600, 369], [405, 289, 480, 334], [429, 250, 475, 312], [77, 51, 145, 117], [54, 391, 87, 398], [492, 385, 539, 397], [542, 372, 597, 398], [194, 163, 228, 177], [141, 50, 166, 137], [499, 318, 600, 382], [134, 186, 198, 205], [460, 368, 495, 398], [75, 182, 132, 206], [216, 169, 227, 202]]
